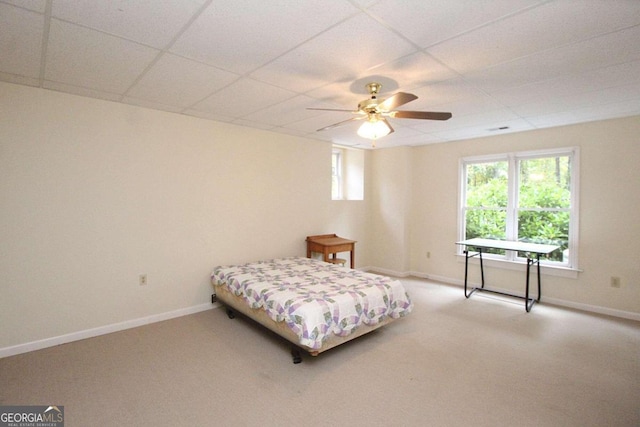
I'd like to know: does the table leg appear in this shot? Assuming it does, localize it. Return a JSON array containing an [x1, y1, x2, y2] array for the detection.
[[350, 250, 355, 269], [478, 249, 485, 289], [526, 258, 532, 312], [537, 253, 542, 302], [464, 250, 470, 297], [463, 250, 480, 298], [524, 254, 542, 312]]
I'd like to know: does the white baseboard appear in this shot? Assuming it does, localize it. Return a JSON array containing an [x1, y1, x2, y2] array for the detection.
[[0, 303, 213, 359], [3, 269, 638, 359], [407, 270, 640, 322], [360, 265, 411, 278], [536, 296, 640, 321]]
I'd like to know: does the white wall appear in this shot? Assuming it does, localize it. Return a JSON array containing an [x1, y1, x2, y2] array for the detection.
[[0, 83, 371, 351], [406, 116, 640, 316]]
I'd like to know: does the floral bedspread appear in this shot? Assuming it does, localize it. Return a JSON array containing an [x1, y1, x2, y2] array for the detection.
[[211, 257, 412, 350]]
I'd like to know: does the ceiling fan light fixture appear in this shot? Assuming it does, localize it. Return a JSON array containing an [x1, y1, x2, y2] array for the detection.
[[357, 118, 391, 140], [308, 81, 452, 144]]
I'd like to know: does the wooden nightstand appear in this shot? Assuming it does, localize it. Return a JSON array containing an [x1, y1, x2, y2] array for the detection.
[[306, 234, 356, 269]]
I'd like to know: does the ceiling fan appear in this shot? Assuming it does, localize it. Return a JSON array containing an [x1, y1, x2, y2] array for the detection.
[[308, 82, 452, 144]]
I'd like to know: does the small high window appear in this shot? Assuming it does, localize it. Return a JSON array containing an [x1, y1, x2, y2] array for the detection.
[[332, 146, 364, 201], [332, 149, 343, 200]]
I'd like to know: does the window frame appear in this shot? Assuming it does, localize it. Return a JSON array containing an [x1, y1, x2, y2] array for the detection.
[[458, 147, 580, 271]]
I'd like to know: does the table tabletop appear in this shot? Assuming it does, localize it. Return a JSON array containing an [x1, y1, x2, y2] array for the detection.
[[456, 238, 559, 255], [308, 236, 356, 246]]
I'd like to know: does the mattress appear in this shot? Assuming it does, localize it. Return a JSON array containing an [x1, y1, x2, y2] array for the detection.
[[211, 257, 412, 353]]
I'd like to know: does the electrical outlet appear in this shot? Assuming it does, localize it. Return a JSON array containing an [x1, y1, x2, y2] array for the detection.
[[139, 274, 147, 286], [610, 276, 621, 288]]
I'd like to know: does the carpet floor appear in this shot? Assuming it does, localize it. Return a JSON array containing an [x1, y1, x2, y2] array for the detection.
[[1, 278, 638, 426]]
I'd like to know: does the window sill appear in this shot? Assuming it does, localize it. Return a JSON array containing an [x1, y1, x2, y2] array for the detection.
[[456, 253, 581, 279]]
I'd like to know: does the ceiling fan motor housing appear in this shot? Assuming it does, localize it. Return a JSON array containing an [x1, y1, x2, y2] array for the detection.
[[358, 98, 381, 113], [358, 82, 383, 113]]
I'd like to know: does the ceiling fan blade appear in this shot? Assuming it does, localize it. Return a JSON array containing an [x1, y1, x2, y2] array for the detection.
[[378, 92, 418, 111], [391, 111, 452, 120], [317, 116, 366, 131]]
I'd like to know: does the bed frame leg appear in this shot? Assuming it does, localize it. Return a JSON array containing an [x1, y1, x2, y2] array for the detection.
[[226, 308, 235, 319], [291, 348, 302, 364]]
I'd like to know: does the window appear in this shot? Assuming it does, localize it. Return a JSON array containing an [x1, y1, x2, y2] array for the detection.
[[332, 146, 364, 200], [459, 147, 579, 268], [332, 148, 343, 199]]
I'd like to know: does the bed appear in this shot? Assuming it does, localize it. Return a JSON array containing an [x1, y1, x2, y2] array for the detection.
[[211, 257, 412, 362]]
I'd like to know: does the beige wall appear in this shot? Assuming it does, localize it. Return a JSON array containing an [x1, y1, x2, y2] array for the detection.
[[368, 146, 413, 272], [405, 116, 640, 315], [2, 81, 638, 353], [0, 83, 371, 351]]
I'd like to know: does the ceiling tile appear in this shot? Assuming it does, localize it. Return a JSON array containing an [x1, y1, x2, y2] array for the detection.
[[191, 77, 296, 117], [512, 82, 640, 117], [368, 0, 542, 48], [461, 25, 640, 94], [0, 71, 39, 87], [51, 0, 206, 49], [126, 54, 239, 108], [3, 0, 640, 147], [420, 93, 506, 118], [427, 0, 640, 74], [388, 133, 449, 147], [304, 76, 406, 108], [492, 59, 640, 107], [429, 118, 535, 141], [250, 13, 418, 93], [285, 110, 355, 134], [0, 3, 43, 78], [404, 78, 487, 110], [524, 110, 584, 129], [2, 0, 47, 13], [527, 99, 640, 128], [242, 95, 340, 127], [350, 0, 378, 8], [320, 127, 365, 147], [411, 108, 521, 133], [363, 52, 459, 91], [170, 0, 358, 75], [45, 19, 159, 94], [382, 125, 425, 139]]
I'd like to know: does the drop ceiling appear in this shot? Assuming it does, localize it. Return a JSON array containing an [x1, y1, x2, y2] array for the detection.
[[2, 0, 640, 149]]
